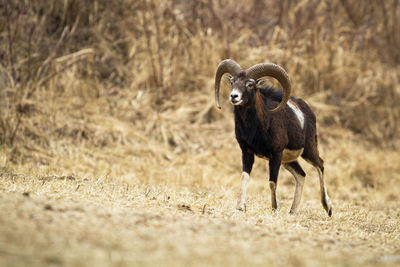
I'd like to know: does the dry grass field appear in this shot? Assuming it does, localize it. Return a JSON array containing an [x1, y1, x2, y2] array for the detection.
[[1, 0, 400, 266]]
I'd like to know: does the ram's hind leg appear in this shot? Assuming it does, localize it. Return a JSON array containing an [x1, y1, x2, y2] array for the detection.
[[314, 161, 332, 216], [303, 151, 332, 216], [302, 115, 332, 216], [284, 161, 306, 214]]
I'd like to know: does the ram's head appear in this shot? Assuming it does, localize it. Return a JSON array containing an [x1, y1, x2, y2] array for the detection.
[[214, 59, 291, 112]]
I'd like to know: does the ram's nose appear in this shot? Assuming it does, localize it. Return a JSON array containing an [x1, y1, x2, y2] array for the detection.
[[230, 94, 239, 101]]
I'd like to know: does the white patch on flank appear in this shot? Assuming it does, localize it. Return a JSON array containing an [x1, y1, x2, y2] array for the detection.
[[287, 100, 305, 129]]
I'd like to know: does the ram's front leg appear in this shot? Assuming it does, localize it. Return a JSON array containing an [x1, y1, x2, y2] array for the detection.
[[269, 152, 282, 211], [236, 149, 254, 211]]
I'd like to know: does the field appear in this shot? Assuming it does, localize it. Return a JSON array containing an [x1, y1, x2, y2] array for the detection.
[[1, 0, 400, 266]]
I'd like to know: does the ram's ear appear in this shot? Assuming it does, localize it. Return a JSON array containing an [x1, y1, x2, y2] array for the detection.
[[224, 75, 233, 85], [256, 78, 268, 88]]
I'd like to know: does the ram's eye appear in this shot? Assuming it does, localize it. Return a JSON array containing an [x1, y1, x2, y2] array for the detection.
[[246, 80, 255, 88]]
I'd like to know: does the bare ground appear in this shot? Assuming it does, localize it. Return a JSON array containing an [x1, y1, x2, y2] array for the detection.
[[1, 167, 399, 267]]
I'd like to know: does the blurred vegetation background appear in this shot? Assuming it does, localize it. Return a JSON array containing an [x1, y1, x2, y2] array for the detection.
[[0, 0, 399, 173]]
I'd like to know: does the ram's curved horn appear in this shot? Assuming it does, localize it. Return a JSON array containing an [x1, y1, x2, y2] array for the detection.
[[214, 59, 242, 109], [246, 63, 291, 112]]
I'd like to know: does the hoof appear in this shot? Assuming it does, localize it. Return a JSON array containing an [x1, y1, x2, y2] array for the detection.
[[327, 207, 332, 217], [236, 203, 246, 212], [323, 203, 332, 217], [322, 196, 332, 217], [270, 208, 279, 216], [289, 209, 298, 215]]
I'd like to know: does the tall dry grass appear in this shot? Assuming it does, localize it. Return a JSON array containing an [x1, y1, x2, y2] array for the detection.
[[0, 0, 399, 188]]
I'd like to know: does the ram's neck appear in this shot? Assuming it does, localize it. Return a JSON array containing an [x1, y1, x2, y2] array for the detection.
[[234, 105, 270, 133], [234, 99, 271, 133], [233, 105, 273, 157]]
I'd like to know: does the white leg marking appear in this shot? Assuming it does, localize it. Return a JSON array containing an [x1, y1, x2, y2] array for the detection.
[[287, 100, 305, 129], [316, 167, 332, 215], [236, 172, 250, 211], [269, 181, 277, 210], [285, 165, 305, 214]]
